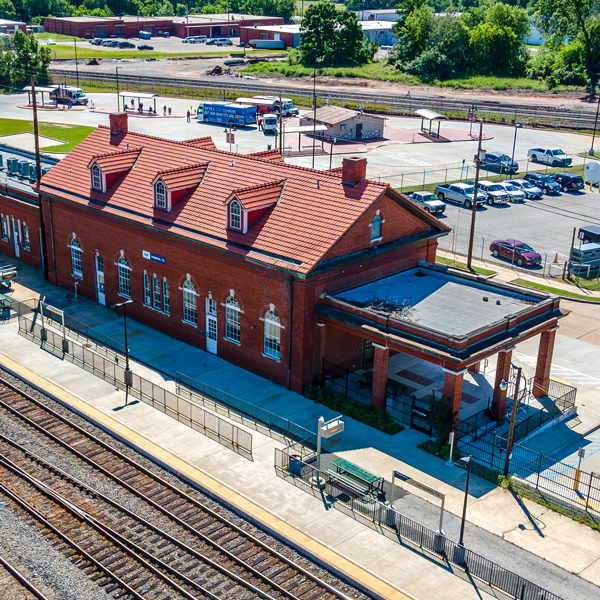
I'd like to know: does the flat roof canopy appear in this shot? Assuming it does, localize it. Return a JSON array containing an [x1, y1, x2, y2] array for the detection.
[[23, 86, 55, 93], [415, 109, 447, 121], [119, 92, 158, 99], [284, 125, 328, 133]]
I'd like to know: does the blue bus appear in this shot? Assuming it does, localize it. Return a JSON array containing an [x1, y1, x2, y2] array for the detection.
[[198, 102, 257, 126]]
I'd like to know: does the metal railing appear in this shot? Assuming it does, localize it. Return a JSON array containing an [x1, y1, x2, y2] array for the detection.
[[456, 407, 491, 441], [275, 447, 562, 600], [175, 372, 316, 449], [18, 314, 252, 459]]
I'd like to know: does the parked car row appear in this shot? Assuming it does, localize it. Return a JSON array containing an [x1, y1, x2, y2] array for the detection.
[[182, 36, 233, 45]]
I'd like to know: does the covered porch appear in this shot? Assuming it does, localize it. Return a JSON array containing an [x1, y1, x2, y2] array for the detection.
[[316, 262, 567, 432]]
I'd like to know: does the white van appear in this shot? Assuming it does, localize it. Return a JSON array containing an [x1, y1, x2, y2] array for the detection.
[[263, 114, 278, 134]]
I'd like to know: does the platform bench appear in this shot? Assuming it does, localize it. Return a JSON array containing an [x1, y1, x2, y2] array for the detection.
[[325, 469, 368, 495]]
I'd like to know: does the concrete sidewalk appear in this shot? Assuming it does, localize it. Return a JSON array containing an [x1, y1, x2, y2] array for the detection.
[[1, 259, 600, 600]]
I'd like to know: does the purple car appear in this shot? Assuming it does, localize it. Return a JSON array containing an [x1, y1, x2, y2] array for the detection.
[[489, 239, 542, 267]]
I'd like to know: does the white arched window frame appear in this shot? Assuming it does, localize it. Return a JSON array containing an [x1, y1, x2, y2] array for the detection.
[[225, 296, 241, 343], [155, 180, 167, 209], [92, 164, 102, 190], [230, 200, 242, 230], [70, 237, 83, 277], [370, 211, 382, 242], [22, 222, 30, 250], [153, 275, 161, 310], [263, 310, 282, 360], [143, 271, 151, 305], [163, 278, 170, 314], [182, 279, 197, 325], [117, 256, 131, 297]]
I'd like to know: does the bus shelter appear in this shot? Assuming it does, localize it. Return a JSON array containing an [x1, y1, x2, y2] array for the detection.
[[415, 108, 447, 139], [22, 86, 55, 106], [118, 92, 158, 114], [284, 124, 328, 152]]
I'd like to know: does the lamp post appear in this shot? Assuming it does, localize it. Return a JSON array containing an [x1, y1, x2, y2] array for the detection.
[[312, 47, 317, 169], [74, 37, 79, 88], [590, 85, 600, 156], [225, 123, 236, 152], [329, 138, 336, 169], [115, 66, 121, 111], [456, 455, 472, 547], [110, 299, 136, 397], [501, 367, 522, 477], [509, 123, 522, 178]]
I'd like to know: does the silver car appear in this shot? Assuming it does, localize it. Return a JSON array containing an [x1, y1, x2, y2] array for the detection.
[[499, 182, 526, 203], [506, 179, 543, 199]]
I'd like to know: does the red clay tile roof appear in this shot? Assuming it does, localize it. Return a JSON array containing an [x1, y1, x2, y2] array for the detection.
[[156, 163, 208, 190], [39, 125, 448, 275], [228, 180, 285, 210], [183, 137, 217, 149], [248, 149, 285, 163], [88, 147, 141, 172]]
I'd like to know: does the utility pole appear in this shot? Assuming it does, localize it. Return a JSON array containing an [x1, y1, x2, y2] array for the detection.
[[466, 120, 484, 270], [115, 67, 121, 111], [279, 90, 284, 157], [74, 37, 79, 88], [31, 77, 49, 281], [503, 367, 522, 477]]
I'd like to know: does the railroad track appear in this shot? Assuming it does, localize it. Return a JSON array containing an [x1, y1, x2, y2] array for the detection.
[[0, 378, 359, 600], [0, 556, 50, 600], [50, 68, 599, 128]]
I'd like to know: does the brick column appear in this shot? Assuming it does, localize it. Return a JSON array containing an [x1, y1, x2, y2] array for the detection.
[[370, 344, 389, 412], [467, 362, 480, 374], [442, 368, 465, 428], [533, 327, 558, 398], [491, 347, 513, 422]]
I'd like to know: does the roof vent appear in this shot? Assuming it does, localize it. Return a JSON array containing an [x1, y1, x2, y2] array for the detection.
[[483, 296, 488, 302], [316, 180, 320, 189], [496, 299, 501, 305]]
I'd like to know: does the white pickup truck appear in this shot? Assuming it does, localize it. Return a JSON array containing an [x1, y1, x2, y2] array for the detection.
[[527, 148, 572, 167], [434, 183, 485, 209]]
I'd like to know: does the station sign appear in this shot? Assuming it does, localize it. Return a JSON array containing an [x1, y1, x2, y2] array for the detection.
[[142, 250, 166, 265], [393, 471, 445, 500], [320, 418, 344, 439]]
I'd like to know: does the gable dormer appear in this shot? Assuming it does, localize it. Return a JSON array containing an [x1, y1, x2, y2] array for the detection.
[[152, 162, 209, 212], [224, 180, 285, 234], [87, 147, 141, 193]]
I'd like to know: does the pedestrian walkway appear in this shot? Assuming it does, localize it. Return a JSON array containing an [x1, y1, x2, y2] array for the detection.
[[2, 258, 600, 600]]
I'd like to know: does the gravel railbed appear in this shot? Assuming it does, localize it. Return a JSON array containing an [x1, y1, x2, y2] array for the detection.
[[0, 368, 372, 600]]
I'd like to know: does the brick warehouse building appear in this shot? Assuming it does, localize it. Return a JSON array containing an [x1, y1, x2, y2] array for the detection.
[[1, 113, 564, 426]]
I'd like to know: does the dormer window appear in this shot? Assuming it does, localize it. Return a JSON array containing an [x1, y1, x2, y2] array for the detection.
[[230, 200, 242, 230], [92, 164, 102, 190], [155, 181, 166, 209]]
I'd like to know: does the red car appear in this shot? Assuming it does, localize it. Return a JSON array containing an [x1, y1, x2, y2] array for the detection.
[[489, 239, 542, 267]]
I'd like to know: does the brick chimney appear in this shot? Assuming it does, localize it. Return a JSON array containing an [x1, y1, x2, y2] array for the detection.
[[109, 112, 128, 136], [341, 156, 367, 186]]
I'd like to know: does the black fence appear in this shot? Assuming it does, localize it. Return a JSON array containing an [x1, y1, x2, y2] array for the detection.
[[275, 447, 562, 600], [175, 372, 316, 450]]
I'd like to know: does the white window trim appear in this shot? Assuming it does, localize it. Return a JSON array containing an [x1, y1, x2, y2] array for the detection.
[[155, 180, 170, 210], [229, 200, 243, 231], [90, 164, 106, 192], [182, 278, 198, 326], [22, 222, 30, 251], [69, 236, 83, 278], [117, 256, 131, 298]]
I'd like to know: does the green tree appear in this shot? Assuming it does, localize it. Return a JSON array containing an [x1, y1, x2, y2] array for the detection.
[[535, 0, 600, 94], [0, 0, 16, 18], [175, 2, 186, 14], [300, 1, 372, 67], [428, 392, 458, 447], [157, 0, 174, 13], [243, 0, 295, 22], [7, 29, 52, 88]]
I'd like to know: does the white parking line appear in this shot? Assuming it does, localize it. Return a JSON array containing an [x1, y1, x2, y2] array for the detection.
[[516, 352, 600, 389]]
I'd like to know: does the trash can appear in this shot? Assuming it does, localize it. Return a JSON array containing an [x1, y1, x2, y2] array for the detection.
[[288, 455, 302, 477]]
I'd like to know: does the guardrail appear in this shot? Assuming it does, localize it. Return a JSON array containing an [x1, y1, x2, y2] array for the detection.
[[18, 313, 252, 459], [176, 372, 316, 450], [275, 447, 562, 600]]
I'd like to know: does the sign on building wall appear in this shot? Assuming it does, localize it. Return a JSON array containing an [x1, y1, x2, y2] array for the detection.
[[142, 250, 166, 265]]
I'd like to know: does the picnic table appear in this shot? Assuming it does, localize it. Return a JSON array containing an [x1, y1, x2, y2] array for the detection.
[[331, 457, 384, 493], [0, 293, 13, 320]]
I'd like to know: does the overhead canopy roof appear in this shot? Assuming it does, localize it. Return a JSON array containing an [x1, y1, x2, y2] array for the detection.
[[119, 92, 158, 99], [415, 109, 447, 121], [22, 86, 55, 93], [284, 125, 328, 133]]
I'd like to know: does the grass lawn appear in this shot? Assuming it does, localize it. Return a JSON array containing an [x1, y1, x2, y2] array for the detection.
[[0, 118, 95, 153], [34, 32, 87, 42], [510, 278, 600, 301], [436, 255, 497, 276]]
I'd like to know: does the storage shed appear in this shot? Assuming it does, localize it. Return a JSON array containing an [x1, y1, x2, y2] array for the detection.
[[299, 106, 385, 141]]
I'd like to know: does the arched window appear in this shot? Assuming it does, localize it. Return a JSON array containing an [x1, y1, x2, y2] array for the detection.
[[163, 278, 170, 315], [143, 272, 151, 305], [22, 223, 30, 250], [230, 200, 242, 230], [118, 256, 130, 297], [155, 180, 166, 209], [153, 275, 161, 310], [370, 211, 382, 241], [182, 280, 197, 325], [92, 164, 101, 190], [225, 296, 241, 343], [70, 238, 83, 277], [264, 310, 281, 360]]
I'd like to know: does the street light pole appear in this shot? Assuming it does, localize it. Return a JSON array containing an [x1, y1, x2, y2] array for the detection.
[[466, 120, 484, 270], [503, 367, 522, 477], [115, 67, 121, 111], [590, 89, 600, 156], [312, 47, 317, 169], [110, 299, 137, 400], [510, 123, 521, 178], [74, 37, 79, 88], [458, 456, 472, 547]]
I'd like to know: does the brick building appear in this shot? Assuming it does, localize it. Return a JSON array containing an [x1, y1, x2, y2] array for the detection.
[[300, 106, 385, 141], [0, 112, 564, 428], [44, 14, 283, 39]]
